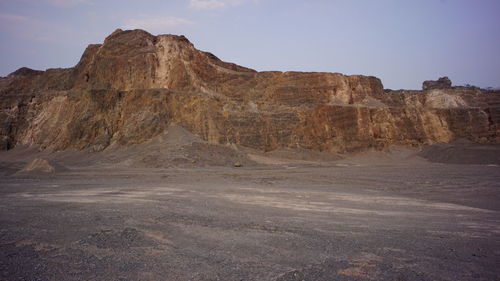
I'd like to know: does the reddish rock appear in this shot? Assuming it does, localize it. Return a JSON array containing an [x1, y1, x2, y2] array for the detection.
[[0, 29, 499, 153]]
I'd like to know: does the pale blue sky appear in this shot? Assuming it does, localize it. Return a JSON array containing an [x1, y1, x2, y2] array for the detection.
[[0, 0, 499, 89]]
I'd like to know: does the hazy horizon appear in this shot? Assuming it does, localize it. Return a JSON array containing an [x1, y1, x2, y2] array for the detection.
[[1, 0, 499, 90]]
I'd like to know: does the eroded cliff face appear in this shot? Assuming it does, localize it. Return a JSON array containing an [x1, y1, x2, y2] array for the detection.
[[1, 29, 499, 152]]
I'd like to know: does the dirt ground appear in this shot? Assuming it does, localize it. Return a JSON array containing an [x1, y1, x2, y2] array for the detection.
[[0, 144, 499, 280]]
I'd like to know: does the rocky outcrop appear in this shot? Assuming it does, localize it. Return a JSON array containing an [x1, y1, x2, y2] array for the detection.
[[1, 29, 499, 153], [422, 77, 452, 90]]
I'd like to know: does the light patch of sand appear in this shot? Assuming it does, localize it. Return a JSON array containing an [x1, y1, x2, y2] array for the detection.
[[12, 187, 187, 204], [237, 187, 491, 212], [216, 193, 409, 216]]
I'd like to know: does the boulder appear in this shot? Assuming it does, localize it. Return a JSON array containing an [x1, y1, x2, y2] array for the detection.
[[422, 77, 452, 90]]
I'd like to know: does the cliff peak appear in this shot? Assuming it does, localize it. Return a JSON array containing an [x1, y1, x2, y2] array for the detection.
[[8, 67, 43, 77], [103, 28, 155, 45], [103, 29, 192, 46]]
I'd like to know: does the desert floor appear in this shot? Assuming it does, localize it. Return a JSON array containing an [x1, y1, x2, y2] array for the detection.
[[1, 149, 499, 281]]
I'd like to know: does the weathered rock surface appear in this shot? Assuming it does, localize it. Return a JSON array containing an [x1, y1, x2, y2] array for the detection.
[[1, 29, 499, 153]]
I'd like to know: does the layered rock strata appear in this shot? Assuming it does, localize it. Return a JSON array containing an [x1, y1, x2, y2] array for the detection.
[[1, 29, 499, 153]]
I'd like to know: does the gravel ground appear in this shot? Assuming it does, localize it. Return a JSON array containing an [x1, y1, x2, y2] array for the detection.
[[0, 160, 499, 280]]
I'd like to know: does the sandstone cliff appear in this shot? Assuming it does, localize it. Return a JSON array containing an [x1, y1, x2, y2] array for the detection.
[[1, 29, 499, 153]]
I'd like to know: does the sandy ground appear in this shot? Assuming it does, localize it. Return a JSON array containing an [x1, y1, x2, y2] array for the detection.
[[1, 146, 499, 281]]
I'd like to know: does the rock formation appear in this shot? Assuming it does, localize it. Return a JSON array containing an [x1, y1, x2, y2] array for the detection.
[[1, 29, 499, 154], [422, 77, 452, 90]]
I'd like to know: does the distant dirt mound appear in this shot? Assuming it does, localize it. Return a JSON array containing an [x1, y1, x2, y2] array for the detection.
[[101, 124, 256, 168], [16, 158, 67, 175], [134, 142, 255, 168], [21, 158, 55, 173], [419, 140, 500, 165]]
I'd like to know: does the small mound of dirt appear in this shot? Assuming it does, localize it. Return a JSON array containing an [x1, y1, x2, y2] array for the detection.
[[22, 158, 55, 173], [135, 142, 256, 168], [419, 140, 500, 165], [14, 158, 68, 176], [97, 124, 257, 168]]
